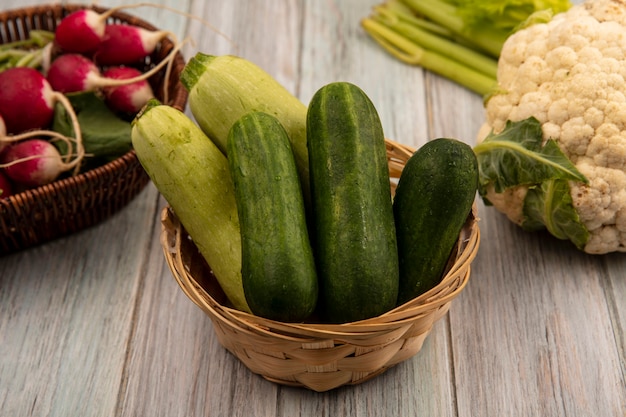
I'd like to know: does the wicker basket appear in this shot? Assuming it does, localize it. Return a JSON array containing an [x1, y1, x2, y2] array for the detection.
[[160, 138, 480, 392], [0, 4, 188, 255]]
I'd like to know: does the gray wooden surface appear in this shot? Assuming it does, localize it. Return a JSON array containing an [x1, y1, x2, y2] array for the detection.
[[1, 1, 625, 416]]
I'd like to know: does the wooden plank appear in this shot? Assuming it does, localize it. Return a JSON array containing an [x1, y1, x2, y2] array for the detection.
[[0, 2, 182, 416], [449, 206, 626, 416], [0, 185, 160, 417], [117, 199, 282, 417], [603, 254, 626, 401]]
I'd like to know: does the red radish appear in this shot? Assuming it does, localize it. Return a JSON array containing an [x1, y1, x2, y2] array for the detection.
[[0, 68, 56, 134], [53, 3, 229, 56], [0, 68, 85, 177], [54, 9, 108, 54], [101, 67, 155, 114], [0, 139, 80, 188], [53, 4, 175, 54], [46, 39, 185, 104], [0, 169, 12, 199], [46, 52, 169, 94], [0, 67, 85, 175], [94, 24, 172, 66], [46, 54, 102, 93]]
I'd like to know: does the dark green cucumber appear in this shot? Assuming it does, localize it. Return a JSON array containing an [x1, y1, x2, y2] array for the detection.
[[307, 82, 399, 323], [393, 138, 478, 304], [227, 111, 317, 322]]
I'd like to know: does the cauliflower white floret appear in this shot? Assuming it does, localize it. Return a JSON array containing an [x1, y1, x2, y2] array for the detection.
[[481, 0, 626, 254]]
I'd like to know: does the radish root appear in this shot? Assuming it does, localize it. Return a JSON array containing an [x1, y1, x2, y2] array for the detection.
[[0, 92, 84, 175], [94, 35, 190, 105]]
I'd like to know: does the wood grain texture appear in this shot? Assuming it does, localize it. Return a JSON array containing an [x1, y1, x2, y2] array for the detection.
[[452, 207, 626, 416], [0, 185, 161, 417], [0, 0, 625, 416]]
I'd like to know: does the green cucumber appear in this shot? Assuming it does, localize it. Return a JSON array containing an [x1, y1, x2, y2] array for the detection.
[[131, 100, 250, 313], [393, 138, 478, 304], [307, 82, 399, 323], [227, 111, 318, 322]]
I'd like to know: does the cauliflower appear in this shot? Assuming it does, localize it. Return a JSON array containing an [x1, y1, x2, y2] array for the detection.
[[478, 0, 626, 254]]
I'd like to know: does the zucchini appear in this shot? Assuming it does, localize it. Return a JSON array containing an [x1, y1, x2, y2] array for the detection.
[[307, 82, 399, 323], [227, 111, 318, 322], [181, 54, 311, 208], [131, 100, 251, 313], [393, 138, 478, 304]]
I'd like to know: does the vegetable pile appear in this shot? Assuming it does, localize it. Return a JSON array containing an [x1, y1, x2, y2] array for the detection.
[[132, 53, 479, 323], [361, 0, 572, 96], [0, 5, 179, 200]]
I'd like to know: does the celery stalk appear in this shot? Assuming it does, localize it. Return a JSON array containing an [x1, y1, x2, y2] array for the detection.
[[361, 18, 496, 96], [372, 6, 498, 79], [362, 0, 572, 95], [382, 0, 454, 39], [400, 0, 508, 57]]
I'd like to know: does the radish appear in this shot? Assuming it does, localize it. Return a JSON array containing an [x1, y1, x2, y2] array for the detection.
[[46, 37, 185, 104], [94, 23, 173, 66], [101, 67, 155, 114], [0, 139, 81, 188], [46, 54, 102, 94], [0, 68, 85, 176], [53, 3, 229, 56], [0, 67, 56, 134], [0, 67, 83, 142], [54, 9, 108, 54], [54, 3, 177, 54], [53, 5, 148, 54], [46, 48, 179, 93]]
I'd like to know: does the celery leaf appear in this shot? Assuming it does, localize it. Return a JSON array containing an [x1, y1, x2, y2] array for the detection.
[[451, 0, 572, 32]]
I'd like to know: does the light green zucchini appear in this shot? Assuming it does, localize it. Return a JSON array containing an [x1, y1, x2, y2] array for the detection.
[[131, 100, 250, 313]]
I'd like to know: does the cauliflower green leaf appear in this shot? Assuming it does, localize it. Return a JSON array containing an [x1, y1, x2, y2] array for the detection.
[[473, 116, 590, 250], [473, 117, 587, 197], [523, 179, 589, 249]]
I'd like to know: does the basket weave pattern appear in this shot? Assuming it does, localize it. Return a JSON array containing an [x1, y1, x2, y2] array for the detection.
[[0, 4, 188, 255], [161, 139, 480, 392]]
